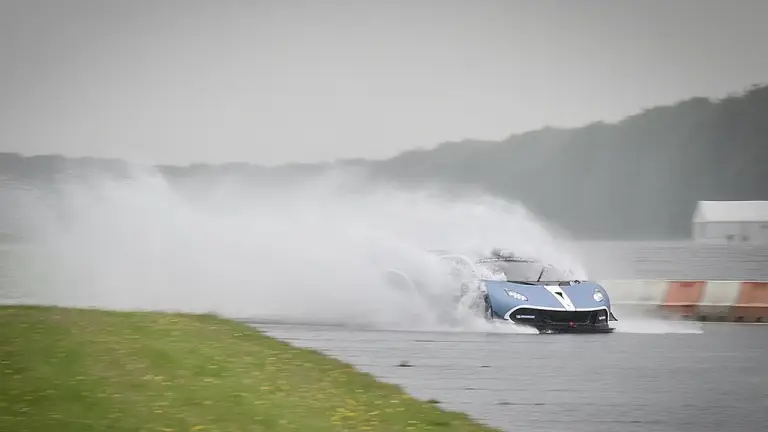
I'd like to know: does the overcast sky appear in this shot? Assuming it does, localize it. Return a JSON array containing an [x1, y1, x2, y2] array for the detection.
[[1, 0, 767, 166]]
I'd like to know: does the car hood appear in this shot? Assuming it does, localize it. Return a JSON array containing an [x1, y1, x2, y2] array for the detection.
[[483, 279, 609, 310]]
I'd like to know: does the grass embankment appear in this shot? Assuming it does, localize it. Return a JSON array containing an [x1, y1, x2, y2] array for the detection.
[[0, 306, 498, 432]]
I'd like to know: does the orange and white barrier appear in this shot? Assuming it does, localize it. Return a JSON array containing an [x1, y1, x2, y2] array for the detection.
[[599, 280, 768, 323]]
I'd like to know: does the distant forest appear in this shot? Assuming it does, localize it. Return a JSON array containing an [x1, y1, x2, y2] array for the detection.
[[2, 84, 767, 240]]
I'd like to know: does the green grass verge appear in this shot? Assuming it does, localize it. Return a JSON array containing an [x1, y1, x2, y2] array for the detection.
[[0, 306, 499, 431]]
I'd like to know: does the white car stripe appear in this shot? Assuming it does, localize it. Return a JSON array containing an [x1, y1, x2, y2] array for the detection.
[[543, 285, 576, 311]]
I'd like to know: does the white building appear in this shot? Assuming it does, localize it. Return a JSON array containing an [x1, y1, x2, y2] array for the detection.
[[692, 200, 768, 244]]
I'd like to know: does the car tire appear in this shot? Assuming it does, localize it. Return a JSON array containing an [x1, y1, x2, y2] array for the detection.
[[483, 295, 493, 322]]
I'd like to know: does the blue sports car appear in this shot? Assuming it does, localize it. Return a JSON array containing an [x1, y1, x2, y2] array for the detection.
[[387, 250, 618, 333], [471, 254, 618, 333]]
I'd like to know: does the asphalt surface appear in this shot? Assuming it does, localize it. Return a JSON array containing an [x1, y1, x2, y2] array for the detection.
[[253, 319, 768, 432]]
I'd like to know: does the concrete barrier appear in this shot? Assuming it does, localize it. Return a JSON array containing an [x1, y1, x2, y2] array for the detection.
[[599, 280, 768, 323]]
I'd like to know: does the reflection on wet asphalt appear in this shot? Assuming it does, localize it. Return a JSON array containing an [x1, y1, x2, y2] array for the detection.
[[253, 322, 768, 432]]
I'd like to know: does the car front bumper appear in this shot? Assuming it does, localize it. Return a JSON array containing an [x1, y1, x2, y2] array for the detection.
[[505, 307, 615, 333]]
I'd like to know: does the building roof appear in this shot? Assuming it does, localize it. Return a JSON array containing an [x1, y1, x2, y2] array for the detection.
[[693, 200, 768, 223]]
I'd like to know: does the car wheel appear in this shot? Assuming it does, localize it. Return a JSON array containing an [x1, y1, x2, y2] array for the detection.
[[483, 295, 493, 321]]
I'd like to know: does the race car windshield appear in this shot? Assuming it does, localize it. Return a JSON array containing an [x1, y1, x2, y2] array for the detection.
[[477, 260, 571, 282]]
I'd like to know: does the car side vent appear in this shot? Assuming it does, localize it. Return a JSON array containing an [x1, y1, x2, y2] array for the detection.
[[555, 292, 564, 298]]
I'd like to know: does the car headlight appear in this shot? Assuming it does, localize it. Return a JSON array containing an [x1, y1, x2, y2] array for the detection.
[[504, 289, 528, 301], [593, 289, 604, 302]]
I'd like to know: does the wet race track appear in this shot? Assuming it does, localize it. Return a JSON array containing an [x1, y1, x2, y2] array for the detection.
[[2, 237, 768, 431], [252, 319, 768, 432]]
